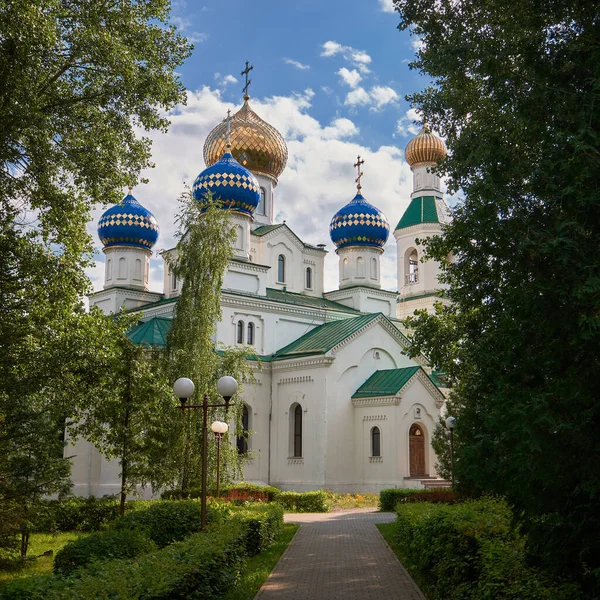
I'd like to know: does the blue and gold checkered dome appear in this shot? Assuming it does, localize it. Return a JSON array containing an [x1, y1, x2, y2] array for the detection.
[[192, 152, 260, 216], [98, 193, 159, 250], [330, 193, 390, 250]]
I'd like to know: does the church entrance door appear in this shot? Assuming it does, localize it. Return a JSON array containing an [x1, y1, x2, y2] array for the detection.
[[409, 424, 426, 476]]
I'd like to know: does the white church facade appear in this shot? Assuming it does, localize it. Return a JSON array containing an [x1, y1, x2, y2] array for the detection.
[[71, 87, 452, 496]]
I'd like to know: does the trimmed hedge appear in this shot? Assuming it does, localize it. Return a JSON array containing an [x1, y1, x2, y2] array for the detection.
[[53, 529, 157, 576], [1, 504, 284, 600], [162, 483, 281, 502], [275, 490, 330, 513], [379, 488, 456, 510], [394, 498, 582, 599]]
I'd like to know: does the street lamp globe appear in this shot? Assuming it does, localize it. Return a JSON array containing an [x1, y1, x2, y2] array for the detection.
[[173, 377, 195, 401], [211, 421, 229, 434], [217, 376, 238, 400], [445, 416, 456, 430]]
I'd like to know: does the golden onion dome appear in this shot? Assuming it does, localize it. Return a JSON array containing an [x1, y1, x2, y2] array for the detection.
[[203, 97, 288, 182], [405, 125, 447, 168]]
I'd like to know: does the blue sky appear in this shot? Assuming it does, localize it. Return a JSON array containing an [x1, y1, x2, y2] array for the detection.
[[88, 0, 437, 294]]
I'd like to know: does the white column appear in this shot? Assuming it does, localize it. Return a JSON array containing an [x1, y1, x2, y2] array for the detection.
[[337, 246, 382, 289]]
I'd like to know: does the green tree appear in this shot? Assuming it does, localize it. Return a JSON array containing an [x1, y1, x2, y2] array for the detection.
[[395, 0, 600, 589], [163, 192, 254, 492], [0, 0, 190, 558]]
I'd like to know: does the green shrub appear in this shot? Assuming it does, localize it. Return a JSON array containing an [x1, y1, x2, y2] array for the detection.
[[403, 490, 457, 504], [379, 488, 423, 511], [162, 483, 281, 502], [0, 504, 285, 600], [109, 500, 209, 547], [275, 490, 330, 513], [53, 529, 157, 576], [394, 498, 583, 599]]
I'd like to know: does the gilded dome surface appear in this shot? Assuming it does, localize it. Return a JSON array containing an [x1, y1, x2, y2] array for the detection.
[[405, 126, 447, 168], [203, 100, 288, 181]]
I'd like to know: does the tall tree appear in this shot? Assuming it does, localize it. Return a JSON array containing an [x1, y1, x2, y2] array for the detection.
[[394, 0, 600, 589], [164, 192, 253, 492], [0, 0, 190, 557]]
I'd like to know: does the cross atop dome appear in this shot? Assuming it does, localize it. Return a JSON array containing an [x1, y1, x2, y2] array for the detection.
[[241, 61, 254, 100], [354, 155, 365, 192]]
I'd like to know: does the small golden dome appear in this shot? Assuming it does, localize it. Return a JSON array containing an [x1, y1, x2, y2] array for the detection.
[[405, 126, 447, 168], [203, 99, 288, 182]]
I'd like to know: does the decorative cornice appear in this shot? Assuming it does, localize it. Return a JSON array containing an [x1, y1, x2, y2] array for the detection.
[[335, 245, 383, 255], [325, 287, 398, 301], [352, 397, 400, 407], [369, 456, 383, 463], [363, 415, 388, 421], [89, 287, 162, 301], [103, 246, 152, 256], [287, 458, 304, 465], [228, 260, 269, 274], [251, 223, 327, 255], [272, 356, 334, 371], [278, 375, 314, 385], [416, 369, 446, 406]]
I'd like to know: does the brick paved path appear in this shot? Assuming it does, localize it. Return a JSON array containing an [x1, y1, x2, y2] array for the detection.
[[255, 509, 425, 600]]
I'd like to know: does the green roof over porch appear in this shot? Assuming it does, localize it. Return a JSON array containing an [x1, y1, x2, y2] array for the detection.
[[352, 366, 422, 398]]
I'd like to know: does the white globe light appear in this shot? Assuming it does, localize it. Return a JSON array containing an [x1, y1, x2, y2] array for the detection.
[[220, 422, 229, 434], [445, 416, 456, 430], [217, 376, 238, 400], [211, 421, 221, 433], [173, 377, 195, 400]]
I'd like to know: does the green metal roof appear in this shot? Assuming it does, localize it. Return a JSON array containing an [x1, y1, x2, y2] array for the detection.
[[273, 313, 380, 360], [252, 224, 284, 236], [352, 366, 420, 398], [395, 196, 441, 230], [264, 288, 361, 313], [127, 317, 172, 347]]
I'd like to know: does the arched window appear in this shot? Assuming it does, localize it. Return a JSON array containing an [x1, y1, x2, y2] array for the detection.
[[293, 404, 302, 458], [106, 259, 112, 280], [305, 267, 312, 289], [237, 404, 249, 454], [171, 270, 178, 291], [371, 426, 381, 457], [258, 188, 266, 215], [145, 262, 149, 284], [342, 257, 349, 279], [118, 257, 126, 279], [371, 258, 378, 280], [236, 225, 244, 250], [277, 254, 285, 283], [237, 320, 244, 344], [247, 322, 254, 345], [357, 256, 365, 277], [134, 258, 142, 281], [405, 248, 419, 284]]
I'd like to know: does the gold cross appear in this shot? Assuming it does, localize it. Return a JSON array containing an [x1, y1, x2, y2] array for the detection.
[[241, 61, 254, 99], [354, 156, 365, 191]]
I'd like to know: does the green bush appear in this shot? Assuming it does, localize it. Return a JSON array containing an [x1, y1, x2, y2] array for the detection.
[[394, 498, 583, 599], [0, 504, 285, 600], [379, 488, 424, 511], [275, 490, 330, 513], [162, 483, 281, 502], [53, 529, 157, 576], [109, 500, 209, 548]]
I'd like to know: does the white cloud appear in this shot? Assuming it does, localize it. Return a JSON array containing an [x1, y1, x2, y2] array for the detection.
[[396, 108, 422, 136], [337, 67, 362, 88], [283, 58, 310, 70], [344, 87, 371, 106], [214, 73, 238, 87], [377, 0, 395, 12], [411, 36, 424, 52], [87, 87, 414, 295], [187, 32, 208, 44], [321, 40, 372, 73], [369, 85, 399, 109]]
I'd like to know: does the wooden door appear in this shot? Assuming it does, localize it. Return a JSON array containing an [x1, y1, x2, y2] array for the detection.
[[409, 424, 426, 476]]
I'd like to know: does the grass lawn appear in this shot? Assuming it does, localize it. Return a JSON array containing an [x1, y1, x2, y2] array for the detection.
[[377, 522, 431, 599], [0, 532, 85, 586], [223, 523, 299, 600]]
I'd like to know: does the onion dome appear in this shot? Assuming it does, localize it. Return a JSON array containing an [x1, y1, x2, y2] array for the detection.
[[192, 151, 261, 216], [405, 125, 447, 168], [203, 99, 288, 181], [98, 192, 159, 250], [330, 194, 390, 250]]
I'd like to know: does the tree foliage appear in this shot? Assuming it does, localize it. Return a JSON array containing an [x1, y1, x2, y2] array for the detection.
[[394, 0, 600, 589], [0, 0, 190, 558]]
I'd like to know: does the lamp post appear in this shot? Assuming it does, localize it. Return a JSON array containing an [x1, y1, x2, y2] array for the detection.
[[211, 421, 229, 498], [445, 416, 456, 487], [173, 376, 238, 530]]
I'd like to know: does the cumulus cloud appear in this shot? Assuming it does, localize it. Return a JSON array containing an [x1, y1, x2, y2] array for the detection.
[[87, 87, 413, 294], [337, 67, 362, 88], [214, 73, 238, 87], [344, 87, 371, 106], [370, 85, 399, 109], [321, 41, 372, 73], [283, 58, 310, 70], [377, 0, 396, 12], [396, 108, 422, 136]]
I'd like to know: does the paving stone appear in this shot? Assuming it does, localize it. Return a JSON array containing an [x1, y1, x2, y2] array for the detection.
[[255, 509, 425, 600]]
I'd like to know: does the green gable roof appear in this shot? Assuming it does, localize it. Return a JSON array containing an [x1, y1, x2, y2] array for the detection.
[[395, 196, 441, 230], [273, 313, 380, 360], [264, 288, 361, 313], [352, 366, 420, 398], [127, 317, 172, 347], [252, 224, 283, 236]]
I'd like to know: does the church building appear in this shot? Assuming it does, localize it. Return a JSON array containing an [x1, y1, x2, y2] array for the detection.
[[70, 86, 452, 496]]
